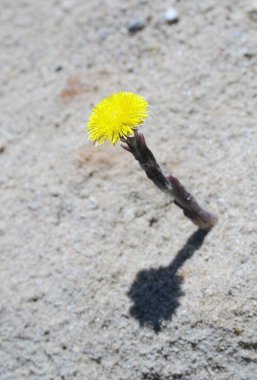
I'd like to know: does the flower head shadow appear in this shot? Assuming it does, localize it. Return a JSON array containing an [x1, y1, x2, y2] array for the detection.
[[127, 229, 209, 332]]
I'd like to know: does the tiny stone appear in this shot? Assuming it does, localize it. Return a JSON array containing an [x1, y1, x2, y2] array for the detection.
[[233, 327, 242, 336], [55, 66, 63, 72], [79, 188, 89, 199], [0, 141, 6, 153], [244, 50, 257, 59], [62, 0, 73, 12], [128, 20, 145, 34], [127, 64, 134, 73], [87, 197, 99, 210], [98, 28, 109, 41], [248, 7, 257, 23], [165, 8, 179, 24], [50, 188, 60, 197]]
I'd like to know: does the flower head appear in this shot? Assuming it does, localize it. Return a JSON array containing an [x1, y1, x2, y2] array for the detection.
[[87, 92, 148, 145]]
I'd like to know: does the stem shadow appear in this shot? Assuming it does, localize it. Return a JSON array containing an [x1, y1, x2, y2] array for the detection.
[[127, 229, 209, 333]]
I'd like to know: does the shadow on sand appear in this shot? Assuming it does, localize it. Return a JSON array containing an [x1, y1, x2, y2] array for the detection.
[[127, 228, 209, 332]]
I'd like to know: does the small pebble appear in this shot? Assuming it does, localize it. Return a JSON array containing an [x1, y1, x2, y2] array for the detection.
[[165, 8, 179, 24], [0, 141, 6, 153], [244, 50, 257, 59], [98, 28, 110, 41], [79, 188, 89, 199], [248, 10, 257, 22], [248, 2, 257, 23], [61, 0, 73, 12], [55, 66, 63, 72], [87, 197, 99, 210], [126, 63, 134, 73], [50, 187, 60, 197], [128, 20, 145, 34]]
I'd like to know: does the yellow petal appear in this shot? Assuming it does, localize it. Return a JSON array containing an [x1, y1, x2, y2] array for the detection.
[[87, 92, 148, 145]]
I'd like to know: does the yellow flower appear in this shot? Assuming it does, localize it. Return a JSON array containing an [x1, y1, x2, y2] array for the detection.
[[87, 92, 148, 145]]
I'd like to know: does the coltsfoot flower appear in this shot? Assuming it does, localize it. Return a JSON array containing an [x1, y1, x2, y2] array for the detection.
[[87, 92, 148, 145], [87, 92, 217, 230]]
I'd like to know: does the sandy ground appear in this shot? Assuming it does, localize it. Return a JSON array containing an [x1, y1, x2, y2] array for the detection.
[[1, 1, 257, 379]]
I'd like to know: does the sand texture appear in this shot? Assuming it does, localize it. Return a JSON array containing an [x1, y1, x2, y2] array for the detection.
[[1, 1, 257, 379]]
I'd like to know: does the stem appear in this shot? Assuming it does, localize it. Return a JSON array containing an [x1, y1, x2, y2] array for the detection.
[[121, 132, 217, 230]]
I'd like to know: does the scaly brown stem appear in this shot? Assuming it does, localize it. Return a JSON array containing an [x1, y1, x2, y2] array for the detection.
[[121, 132, 217, 230]]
